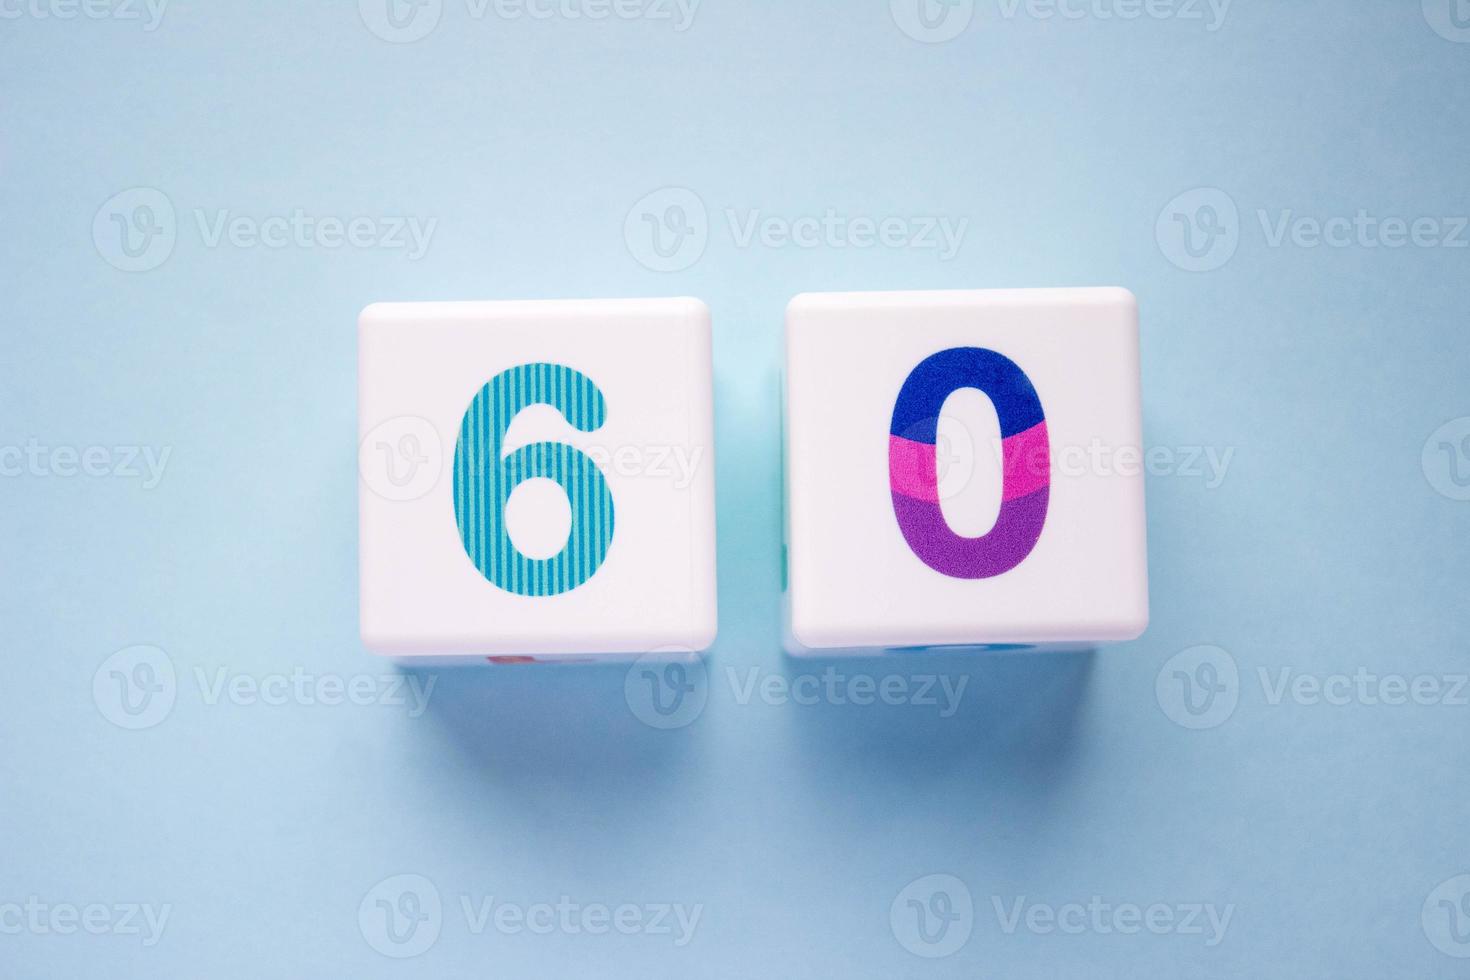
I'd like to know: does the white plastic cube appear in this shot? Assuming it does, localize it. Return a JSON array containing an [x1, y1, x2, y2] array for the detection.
[[359, 298, 717, 663], [783, 288, 1148, 655]]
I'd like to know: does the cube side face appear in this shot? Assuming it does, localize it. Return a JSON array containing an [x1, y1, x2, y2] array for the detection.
[[359, 298, 717, 661], [784, 288, 1149, 654]]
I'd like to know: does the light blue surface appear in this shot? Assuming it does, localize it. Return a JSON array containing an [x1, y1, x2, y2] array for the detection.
[[3, 2, 1469, 976]]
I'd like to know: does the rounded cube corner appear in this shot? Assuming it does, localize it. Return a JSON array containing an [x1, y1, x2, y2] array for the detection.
[[684, 618, 719, 654], [785, 292, 836, 325], [357, 302, 396, 331], [1096, 286, 1139, 318], [667, 296, 712, 323], [785, 609, 833, 655], [1118, 605, 1150, 643], [358, 627, 401, 658]]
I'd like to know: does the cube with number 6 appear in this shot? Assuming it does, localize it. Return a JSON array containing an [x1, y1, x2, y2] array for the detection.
[[783, 288, 1149, 655], [358, 298, 717, 662]]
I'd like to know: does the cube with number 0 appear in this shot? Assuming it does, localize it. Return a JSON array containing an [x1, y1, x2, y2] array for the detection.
[[783, 288, 1149, 655], [358, 298, 718, 662]]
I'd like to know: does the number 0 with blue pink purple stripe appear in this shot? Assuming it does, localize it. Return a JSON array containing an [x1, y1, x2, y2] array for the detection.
[[888, 347, 1050, 579]]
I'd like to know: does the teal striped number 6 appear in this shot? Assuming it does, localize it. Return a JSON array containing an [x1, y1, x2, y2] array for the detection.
[[453, 363, 614, 597]]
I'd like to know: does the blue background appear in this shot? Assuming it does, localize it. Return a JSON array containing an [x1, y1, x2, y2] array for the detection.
[[3, 1, 1469, 976]]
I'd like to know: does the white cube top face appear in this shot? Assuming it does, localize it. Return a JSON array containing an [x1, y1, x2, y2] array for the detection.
[[783, 288, 1149, 654], [359, 298, 717, 662]]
